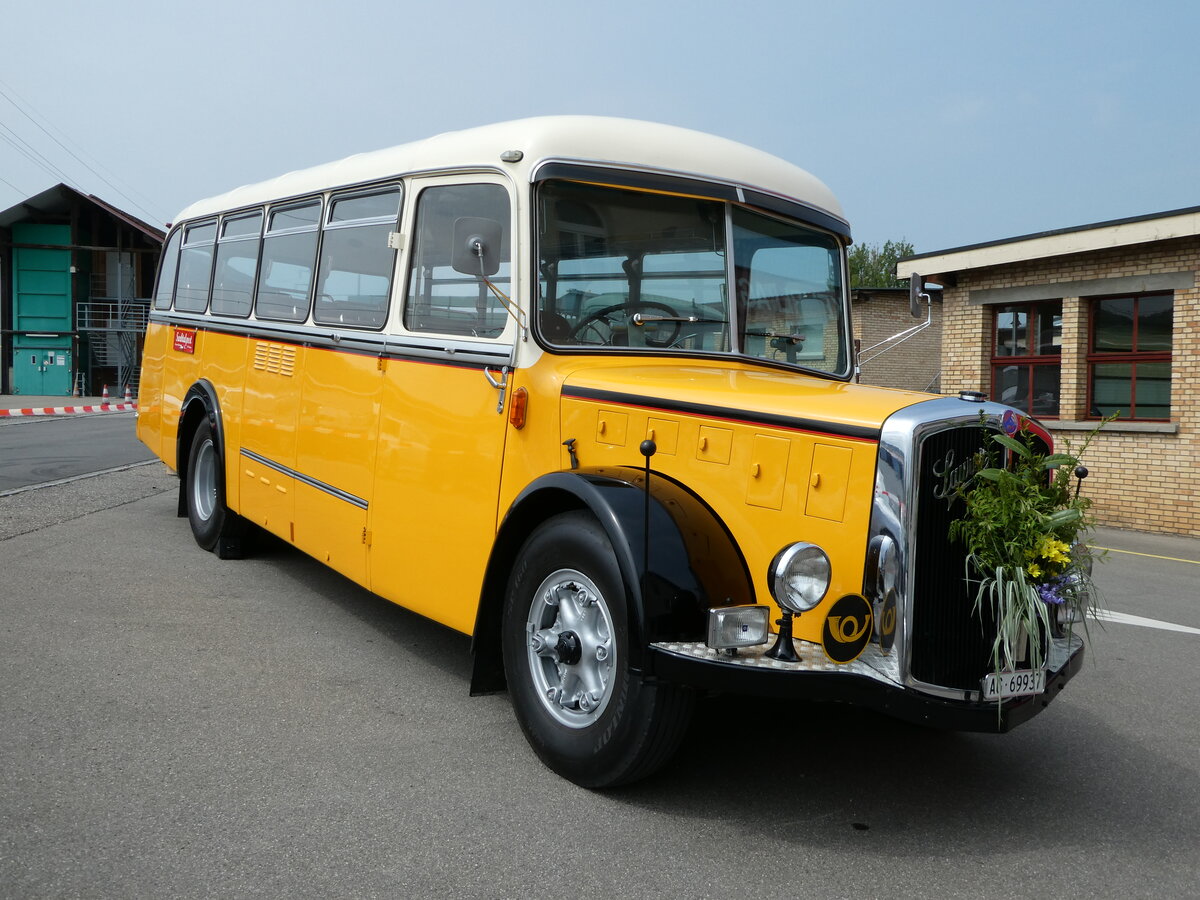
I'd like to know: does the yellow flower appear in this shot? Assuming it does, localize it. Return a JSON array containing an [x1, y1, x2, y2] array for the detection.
[[1027, 562, 1043, 579], [1038, 536, 1071, 565]]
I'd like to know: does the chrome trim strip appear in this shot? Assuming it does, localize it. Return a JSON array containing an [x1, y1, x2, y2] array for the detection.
[[240, 448, 368, 510], [651, 639, 902, 686]]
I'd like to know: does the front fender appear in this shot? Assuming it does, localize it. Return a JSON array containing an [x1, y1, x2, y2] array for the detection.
[[470, 466, 752, 693]]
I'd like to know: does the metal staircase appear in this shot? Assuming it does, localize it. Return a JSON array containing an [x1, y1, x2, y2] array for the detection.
[[77, 297, 149, 397]]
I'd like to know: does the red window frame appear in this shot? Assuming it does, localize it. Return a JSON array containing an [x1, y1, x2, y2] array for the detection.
[[1087, 293, 1172, 421], [990, 300, 1062, 418]]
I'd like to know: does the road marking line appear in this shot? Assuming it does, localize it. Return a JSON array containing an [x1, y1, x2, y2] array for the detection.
[[1095, 610, 1200, 635], [1092, 546, 1200, 566], [0, 459, 160, 498]]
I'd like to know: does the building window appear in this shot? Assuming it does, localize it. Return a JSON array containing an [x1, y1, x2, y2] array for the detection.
[[991, 300, 1062, 417], [1088, 293, 1172, 420]]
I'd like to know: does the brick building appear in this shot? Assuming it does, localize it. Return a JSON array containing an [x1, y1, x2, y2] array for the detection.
[[851, 286, 942, 392], [897, 206, 1200, 536]]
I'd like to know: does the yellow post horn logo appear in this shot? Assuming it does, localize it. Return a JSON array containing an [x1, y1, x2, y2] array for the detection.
[[822, 594, 873, 663]]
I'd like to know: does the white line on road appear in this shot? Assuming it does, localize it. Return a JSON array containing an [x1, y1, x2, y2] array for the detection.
[[1096, 609, 1200, 635]]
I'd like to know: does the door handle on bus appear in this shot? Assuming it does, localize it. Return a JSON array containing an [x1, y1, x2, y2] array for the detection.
[[484, 366, 509, 413]]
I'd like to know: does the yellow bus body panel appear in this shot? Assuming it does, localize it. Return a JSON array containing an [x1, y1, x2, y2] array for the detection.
[[369, 357, 509, 635], [141, 312, 929, 647], [549, 360, 927, 644]]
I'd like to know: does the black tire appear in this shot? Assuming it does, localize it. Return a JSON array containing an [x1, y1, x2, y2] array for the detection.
[[502, 511, 694, 787], [186, 419, 246, 559]]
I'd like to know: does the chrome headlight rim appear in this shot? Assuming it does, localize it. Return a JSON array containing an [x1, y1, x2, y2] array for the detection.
[[769, 542, 831, 614]]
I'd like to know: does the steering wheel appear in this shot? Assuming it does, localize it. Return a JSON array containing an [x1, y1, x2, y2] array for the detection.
[[569, 300, 682, 347]]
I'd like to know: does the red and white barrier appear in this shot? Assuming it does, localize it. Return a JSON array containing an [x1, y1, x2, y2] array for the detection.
[[0, 402, 139, 418]]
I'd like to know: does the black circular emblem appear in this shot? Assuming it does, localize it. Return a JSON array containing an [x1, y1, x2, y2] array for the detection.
[[875, 588, 897, 654], [822, 594, 873, 664]]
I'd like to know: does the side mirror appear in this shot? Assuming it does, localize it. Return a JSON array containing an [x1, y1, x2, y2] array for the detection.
[[908, 273, 928, 318], [451, 216, 503, 276]]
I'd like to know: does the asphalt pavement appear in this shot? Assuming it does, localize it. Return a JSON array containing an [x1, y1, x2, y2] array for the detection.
[[1, 459, 1198, 897]]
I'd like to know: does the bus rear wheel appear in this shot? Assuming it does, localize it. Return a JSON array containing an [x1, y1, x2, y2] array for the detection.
[[186, 419, 246, 559], [502, 511, 693, 788]]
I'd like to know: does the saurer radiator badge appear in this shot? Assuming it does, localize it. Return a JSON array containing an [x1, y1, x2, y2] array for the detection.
[[932, 448, 980, 507], [822, 594, 873, 664], [173, 328, 196, 355]]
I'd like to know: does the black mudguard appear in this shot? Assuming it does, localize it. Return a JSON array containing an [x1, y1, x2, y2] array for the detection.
[[175, 381, 223, 518], [470, 466, 753, 694]]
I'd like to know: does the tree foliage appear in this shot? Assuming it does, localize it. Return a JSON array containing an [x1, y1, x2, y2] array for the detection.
[[848, 239, 915, 288]]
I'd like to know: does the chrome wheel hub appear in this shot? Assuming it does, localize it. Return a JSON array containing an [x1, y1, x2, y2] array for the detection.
[[192, 438, 218, 522], [525, 569, 616, 728]]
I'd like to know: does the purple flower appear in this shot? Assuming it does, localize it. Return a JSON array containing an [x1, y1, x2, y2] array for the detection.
[[1037, 578, 1066, 605]]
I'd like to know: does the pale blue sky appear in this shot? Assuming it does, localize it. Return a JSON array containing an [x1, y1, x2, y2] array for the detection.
[[2, 1, 1195, 253]]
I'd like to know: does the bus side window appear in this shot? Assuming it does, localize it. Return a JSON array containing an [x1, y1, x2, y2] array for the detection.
[[211, 211, 263, 318], [255, 200, 321, 323], [175, 220, 217, 313], [313, 187, 402, 330], [155, 229, 182, 310], [403, 184, 511, 338]]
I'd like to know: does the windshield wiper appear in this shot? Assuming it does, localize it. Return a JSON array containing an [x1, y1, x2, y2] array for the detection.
[[632, 313, 726, 326], [743, 330, 806, 344]]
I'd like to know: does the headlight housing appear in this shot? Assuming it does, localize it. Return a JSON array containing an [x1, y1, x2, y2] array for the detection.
[[769, 543, 830, 613]]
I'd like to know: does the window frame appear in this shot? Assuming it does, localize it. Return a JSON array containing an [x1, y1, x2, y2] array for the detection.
[[1086, 291, 1173, 421], [174, 219, 218, 314], [989, 300, 1063, 418], [253, 197, 324, 324], [399, 177, 515, 341], [154, 228, 182, 310], [312, 184, 403, 331], [209, 210, 264, 319]]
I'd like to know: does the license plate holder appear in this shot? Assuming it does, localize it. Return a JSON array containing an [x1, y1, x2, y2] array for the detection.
[[981, 668, 1046, 700]]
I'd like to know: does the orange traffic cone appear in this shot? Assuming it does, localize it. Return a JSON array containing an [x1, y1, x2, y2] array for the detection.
[[101, 385, 110, 404], [123, 386, 132, 404]]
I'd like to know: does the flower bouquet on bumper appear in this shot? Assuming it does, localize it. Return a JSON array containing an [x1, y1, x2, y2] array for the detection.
[[949, 420, 1103, 699]]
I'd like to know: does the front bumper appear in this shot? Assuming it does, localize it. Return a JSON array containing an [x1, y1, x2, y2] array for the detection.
[[647, 633, 1085, 733]]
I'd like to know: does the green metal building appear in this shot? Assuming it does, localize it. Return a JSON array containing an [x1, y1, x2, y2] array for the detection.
[[0, 185, 163, 397]]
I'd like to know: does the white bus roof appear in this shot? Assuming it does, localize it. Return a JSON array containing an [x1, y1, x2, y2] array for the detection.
[[174, 116, 846, 229]]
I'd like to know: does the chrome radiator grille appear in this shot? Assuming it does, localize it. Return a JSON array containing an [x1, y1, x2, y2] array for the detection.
[[908, 423, 992, 691]]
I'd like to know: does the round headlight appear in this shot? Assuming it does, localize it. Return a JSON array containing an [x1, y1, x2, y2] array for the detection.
[[769, 543, 831, 613]]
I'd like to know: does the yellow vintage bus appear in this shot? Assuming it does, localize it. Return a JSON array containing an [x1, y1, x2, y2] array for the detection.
[[137, 117, 1085, 786]]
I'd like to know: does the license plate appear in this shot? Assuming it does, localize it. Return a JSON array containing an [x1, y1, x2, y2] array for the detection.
[[981, 668, 1046, 700]]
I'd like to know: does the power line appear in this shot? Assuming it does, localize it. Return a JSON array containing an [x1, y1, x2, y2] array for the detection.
[[0, 172, 29, 196], [0, 77, 169, 225], [0, 120, 83, 189]]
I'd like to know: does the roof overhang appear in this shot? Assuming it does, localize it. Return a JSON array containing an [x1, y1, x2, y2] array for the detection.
[[896, 204, 1200, 282], [0, 183, 164, 243]]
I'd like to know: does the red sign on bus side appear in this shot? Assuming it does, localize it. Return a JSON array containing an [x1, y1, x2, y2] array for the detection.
[[173, 328, 196, 354]]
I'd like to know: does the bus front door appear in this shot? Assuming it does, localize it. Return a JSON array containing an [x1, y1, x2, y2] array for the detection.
[[368, 177, 516, 635]]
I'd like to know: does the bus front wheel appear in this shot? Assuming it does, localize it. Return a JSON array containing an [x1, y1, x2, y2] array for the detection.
[[186, 419, 245, 559], [501, 510, 693, 788]]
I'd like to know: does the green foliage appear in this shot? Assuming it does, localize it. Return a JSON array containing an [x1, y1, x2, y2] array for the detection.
[[950, 418, 1108, 696], [847, 239, 916, 288]]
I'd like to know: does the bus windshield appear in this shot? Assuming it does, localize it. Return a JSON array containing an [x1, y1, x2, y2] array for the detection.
[[536, 180, 849, 376]]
